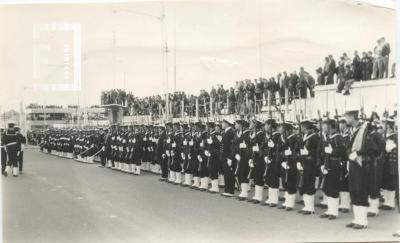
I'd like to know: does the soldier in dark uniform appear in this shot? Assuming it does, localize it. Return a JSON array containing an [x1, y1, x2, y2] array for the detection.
[[132, 125, 143, 175], [148, 125, 156, 173], [278, 122, 300, 211], [157, 124, 168, 180], [367, 120, 386, 217], [14, 127, 26, 173], [1, 128, 7, 176], [320, 119, 347, 220], [338, 117, 351, 213], [165, 123, 176, 183], [104, 128, 112, 168], [248, 119, 266, 204], [220, 119, 236, 197], [206, 121, 222, 193], [2, 123, 21, 177], [171, 123, 183, 184], [190, 122, 203, 189], [197, 123, 211, 191], [215, 122, 225, 188], [298, 120, 320, 215], [380, 118, 398, 210], [234, 119, 251, 200], [262, 118, 283, 207], [344, 109, 381, 229], [181, 123, 193, 186]]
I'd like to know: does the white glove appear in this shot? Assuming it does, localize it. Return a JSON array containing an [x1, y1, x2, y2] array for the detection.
[[207, 138, 213, 144], [205, 150, 210, 157], [217, 135, 222, 142], [324, 145, 332, 154], [183, 140, 187, 146], [386, 139, 396, 152], [200, 142, 204, 147], [300, 148, 309, 156], [171, 151, 175, 156], [239, 142, 246, 149], [197, 155, 203, 162], [281, 161, 288, 169], [349, 151, 357, 161], [166, 138, 171, 144], [227, 159, 232, 167], [249, 159, 254, 168], [166, 150, 170, 156], [264, 156, 271, 164], [172, 142, 176, 148], [284, 148, 292, 156], [162, 153, 166, 159], [321, 165, 328, 175], [181, 153, 185, 160], [296, 162, 303, 170], [189, 140, 194, 146], [346, 161, 349, 171], [268, 140, 274, 148], [188, 154, 192, 160], [235, 154, 241, 161], [252, 145, 259, 152], [102, 146, 105, 151]]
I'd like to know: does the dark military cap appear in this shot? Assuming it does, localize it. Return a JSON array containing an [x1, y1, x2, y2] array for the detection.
[[206, 121, 216, 128], [222, 119, 234, 126], [7, 123, 15, 129], [279, 121, 294, 130], [265, 118, 277, 128], [322, 118, 337, 128], [234, 119, 246, 126], [251, 118, 263, 128], [344, 110, 359, 117]]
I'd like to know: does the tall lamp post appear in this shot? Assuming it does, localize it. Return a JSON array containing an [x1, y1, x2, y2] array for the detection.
[[113, 4, 170, 121]]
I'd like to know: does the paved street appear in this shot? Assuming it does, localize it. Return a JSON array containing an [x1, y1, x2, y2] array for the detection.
[[2, 149, 400, 243]]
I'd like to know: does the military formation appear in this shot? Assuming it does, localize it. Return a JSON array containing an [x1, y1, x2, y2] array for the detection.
[[26, 109, 398, 230]]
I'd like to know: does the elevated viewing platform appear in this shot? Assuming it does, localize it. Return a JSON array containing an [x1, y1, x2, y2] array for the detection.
[[121, 78, 397, 124]]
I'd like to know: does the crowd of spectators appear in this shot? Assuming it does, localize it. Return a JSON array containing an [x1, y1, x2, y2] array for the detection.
[[98, 37, 393, 118], [316, 37, 393, 95]]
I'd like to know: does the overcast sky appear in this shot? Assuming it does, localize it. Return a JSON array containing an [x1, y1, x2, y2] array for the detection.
[[0, 0, 396, 112]]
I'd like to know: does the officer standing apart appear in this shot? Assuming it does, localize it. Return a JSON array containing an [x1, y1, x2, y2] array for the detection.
[[2, 123, 21, 177]]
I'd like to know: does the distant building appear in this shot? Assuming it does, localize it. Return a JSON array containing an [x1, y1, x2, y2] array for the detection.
[[25, 105, 109, 130]]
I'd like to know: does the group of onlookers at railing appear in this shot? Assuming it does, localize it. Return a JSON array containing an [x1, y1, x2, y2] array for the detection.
[[100, 38, 392, 118], [316, 37, 393, 95]]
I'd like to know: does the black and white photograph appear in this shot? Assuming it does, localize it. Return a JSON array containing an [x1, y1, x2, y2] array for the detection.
[[0, 0, 399, 242]]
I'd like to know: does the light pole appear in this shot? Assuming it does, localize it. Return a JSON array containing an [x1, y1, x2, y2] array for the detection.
[[113, 4, 170, 120]]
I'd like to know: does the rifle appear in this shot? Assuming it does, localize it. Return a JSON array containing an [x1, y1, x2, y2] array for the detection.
[[296, 113, 304, 188], [319, 110, 330, 189], [280, 110, 289, 184], [247, 119, 257, 180]]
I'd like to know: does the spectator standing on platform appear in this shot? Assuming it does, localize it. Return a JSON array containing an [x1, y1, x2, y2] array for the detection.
[[381, 37, 391, 78], [361, 52, 372, 81], [279, 72, 290, 103], [316, 67, 324, 85], [372, 39, 383, 79], [352, 51, 362, 81], [324, 55, 336, 84], [289, 71, 299, 100]]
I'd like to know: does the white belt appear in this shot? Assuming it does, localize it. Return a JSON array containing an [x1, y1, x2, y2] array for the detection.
[[6, 142, 17, 147]]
